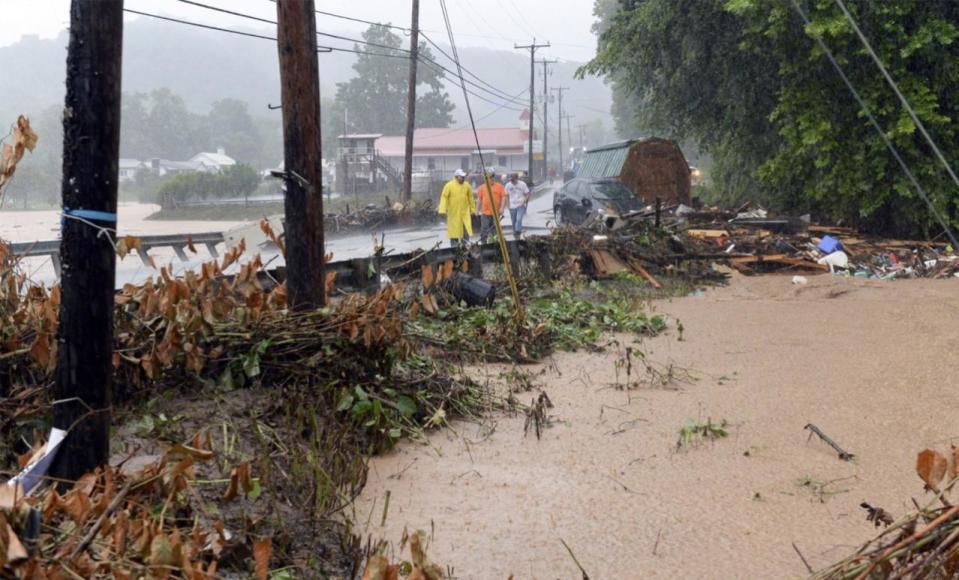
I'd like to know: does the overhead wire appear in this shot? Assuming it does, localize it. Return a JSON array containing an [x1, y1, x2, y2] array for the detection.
[[418, 86, 530, 141], [787, 0, 959, 248], [176, 0, 409, 53], [437, 0, 523, 321], [156, 0, 526, 109], [832, 0, 959, 203], [419, 31, 528, 105]]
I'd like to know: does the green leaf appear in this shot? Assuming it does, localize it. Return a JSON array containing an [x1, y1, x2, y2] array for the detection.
[[336, 393, 354, 412], [247, 478, 262, 501], [395, 395, 417, 417], [352, 399, 373, 418]]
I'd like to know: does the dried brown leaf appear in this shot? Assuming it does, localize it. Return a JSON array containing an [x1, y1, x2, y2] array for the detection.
[[421, 264, 434, 289], [253, 537, 272, 580], [917, 448, 948, 491]]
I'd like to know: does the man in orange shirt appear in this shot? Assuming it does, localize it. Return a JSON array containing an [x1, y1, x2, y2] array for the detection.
[[475, 169, 507, 243]]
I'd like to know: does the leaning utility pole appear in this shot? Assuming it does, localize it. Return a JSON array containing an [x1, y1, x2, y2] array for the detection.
[[401, 0, 420, 203], [551, 86, 569, 177], [537, 59, 557, 180], [515, 39, 549, 187], [51, 0, 124, 482], [276, 0, 326, 309]]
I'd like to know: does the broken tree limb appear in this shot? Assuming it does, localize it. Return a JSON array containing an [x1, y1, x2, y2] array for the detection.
[[804, 423, 855, 461]]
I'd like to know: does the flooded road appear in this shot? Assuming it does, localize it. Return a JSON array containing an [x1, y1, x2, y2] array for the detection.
[[3, 186, 557, 286]]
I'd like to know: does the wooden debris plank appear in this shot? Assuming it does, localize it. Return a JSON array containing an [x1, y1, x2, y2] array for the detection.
[[686, 229, 729, 239], [729, 254, 829, 274], [589, 249, 630, 277], [624, 257, 663, 289]]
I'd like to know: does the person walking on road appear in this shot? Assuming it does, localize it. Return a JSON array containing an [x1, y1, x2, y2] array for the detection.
[[505, 172, 531, 238], [438, 168, 475, 247], [476, 169, 506, 243]]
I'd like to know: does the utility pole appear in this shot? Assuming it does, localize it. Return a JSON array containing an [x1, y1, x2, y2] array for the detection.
[[276, 0, 326, 309], [401, 0, 420, 203], [515, 39, 549, 187], [577, 124, 587, 148], [537, 59, 557, 181], [51, 0, 124, 482], [551, 86, 569, 177]]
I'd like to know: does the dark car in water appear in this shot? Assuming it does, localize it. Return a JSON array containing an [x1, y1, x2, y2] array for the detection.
[[552, 177, 645, 227]]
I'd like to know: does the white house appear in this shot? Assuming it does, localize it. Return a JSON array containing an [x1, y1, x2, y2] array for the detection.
[[145, 149, 238, 177], [189, 148, 236, 172], [118, 159, 144, 182]]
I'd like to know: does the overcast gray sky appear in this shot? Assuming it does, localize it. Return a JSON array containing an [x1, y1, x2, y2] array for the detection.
[[1, 0, 599, 63]]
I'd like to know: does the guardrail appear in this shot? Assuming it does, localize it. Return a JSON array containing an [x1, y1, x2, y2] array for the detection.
[[10, 231, 539, 294], [10, 232, 225, 277]]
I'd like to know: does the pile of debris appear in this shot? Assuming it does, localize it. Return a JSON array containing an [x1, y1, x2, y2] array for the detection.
[[676, 206, 959, 279], [557, 203, 959, 283], [325, 199, 439, 236]]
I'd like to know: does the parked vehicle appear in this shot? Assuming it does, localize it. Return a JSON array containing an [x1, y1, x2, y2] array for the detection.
[[552, 177, 646, 227]]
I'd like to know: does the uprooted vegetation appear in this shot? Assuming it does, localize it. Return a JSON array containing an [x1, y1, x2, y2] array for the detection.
[[817, 447, 959, 579], [0, 239, 500, 576], [0, 214, 701, 577]]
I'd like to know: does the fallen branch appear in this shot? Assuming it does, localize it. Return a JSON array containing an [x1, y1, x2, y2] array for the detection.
[[804, 423, 855, 461]]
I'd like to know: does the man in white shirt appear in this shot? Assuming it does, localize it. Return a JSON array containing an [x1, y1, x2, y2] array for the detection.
[[504, 173, 531, 238]]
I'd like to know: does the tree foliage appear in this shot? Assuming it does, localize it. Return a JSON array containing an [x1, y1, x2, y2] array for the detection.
[[156, 163, 260, 209], [584, 0, 959, 236], [333, 25, 455, 136]]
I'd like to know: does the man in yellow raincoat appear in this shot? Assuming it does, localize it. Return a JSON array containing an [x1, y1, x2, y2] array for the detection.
[[438, 168, 476, 247]]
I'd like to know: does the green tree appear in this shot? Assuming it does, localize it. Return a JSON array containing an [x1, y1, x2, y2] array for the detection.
[[155, 164, 260, 208], [121, 93, 153, 160], [583, 0, 959, 236], [334, 24, 455, 135], [207, 99, 263, 166], [219, 164, 261, 204], [144, 88, 206, 160]]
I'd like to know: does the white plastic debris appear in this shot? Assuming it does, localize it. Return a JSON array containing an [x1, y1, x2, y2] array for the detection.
[[736, 208, 768, 219], [7, 428, 67, 494], [791, 275, 808, 285], [817, 250, 849, 273]]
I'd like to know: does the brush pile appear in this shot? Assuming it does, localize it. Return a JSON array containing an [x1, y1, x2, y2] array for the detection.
[[325, 199, 438, 236], [818, 447, 959, 579]]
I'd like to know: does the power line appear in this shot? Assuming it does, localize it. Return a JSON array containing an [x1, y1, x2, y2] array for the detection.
[[832, 0, 959, 205], [178, 0, 410, 54], [420, 86, 531, 140], [123, 8, 282, 43], [130, 5, 524, 111], [787, 0, 959, 249], [172, 0, 524, 109], [419, 31, 528, 105], [437, 0, 524, 319]]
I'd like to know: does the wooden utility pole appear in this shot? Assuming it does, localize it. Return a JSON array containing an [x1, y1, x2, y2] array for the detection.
[[515, 39, 549, 187], [50, 0, 124, 483], [537, 59, 557, 181], [551, 86, 569, 178], [276, 0, 326, 309], [402, 0, 420, 203]]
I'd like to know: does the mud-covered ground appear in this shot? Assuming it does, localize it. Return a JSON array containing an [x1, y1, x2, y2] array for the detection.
[[357, 273, 959, 579]]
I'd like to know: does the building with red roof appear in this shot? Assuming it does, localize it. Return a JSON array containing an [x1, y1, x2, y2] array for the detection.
[[374, 110, 537, 179]]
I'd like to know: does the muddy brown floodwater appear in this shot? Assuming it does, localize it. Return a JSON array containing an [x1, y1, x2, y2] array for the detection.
[[357, 273, 959, 579]]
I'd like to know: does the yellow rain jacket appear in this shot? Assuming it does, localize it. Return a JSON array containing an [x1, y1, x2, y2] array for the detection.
[[438, 178, 476, 238]]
